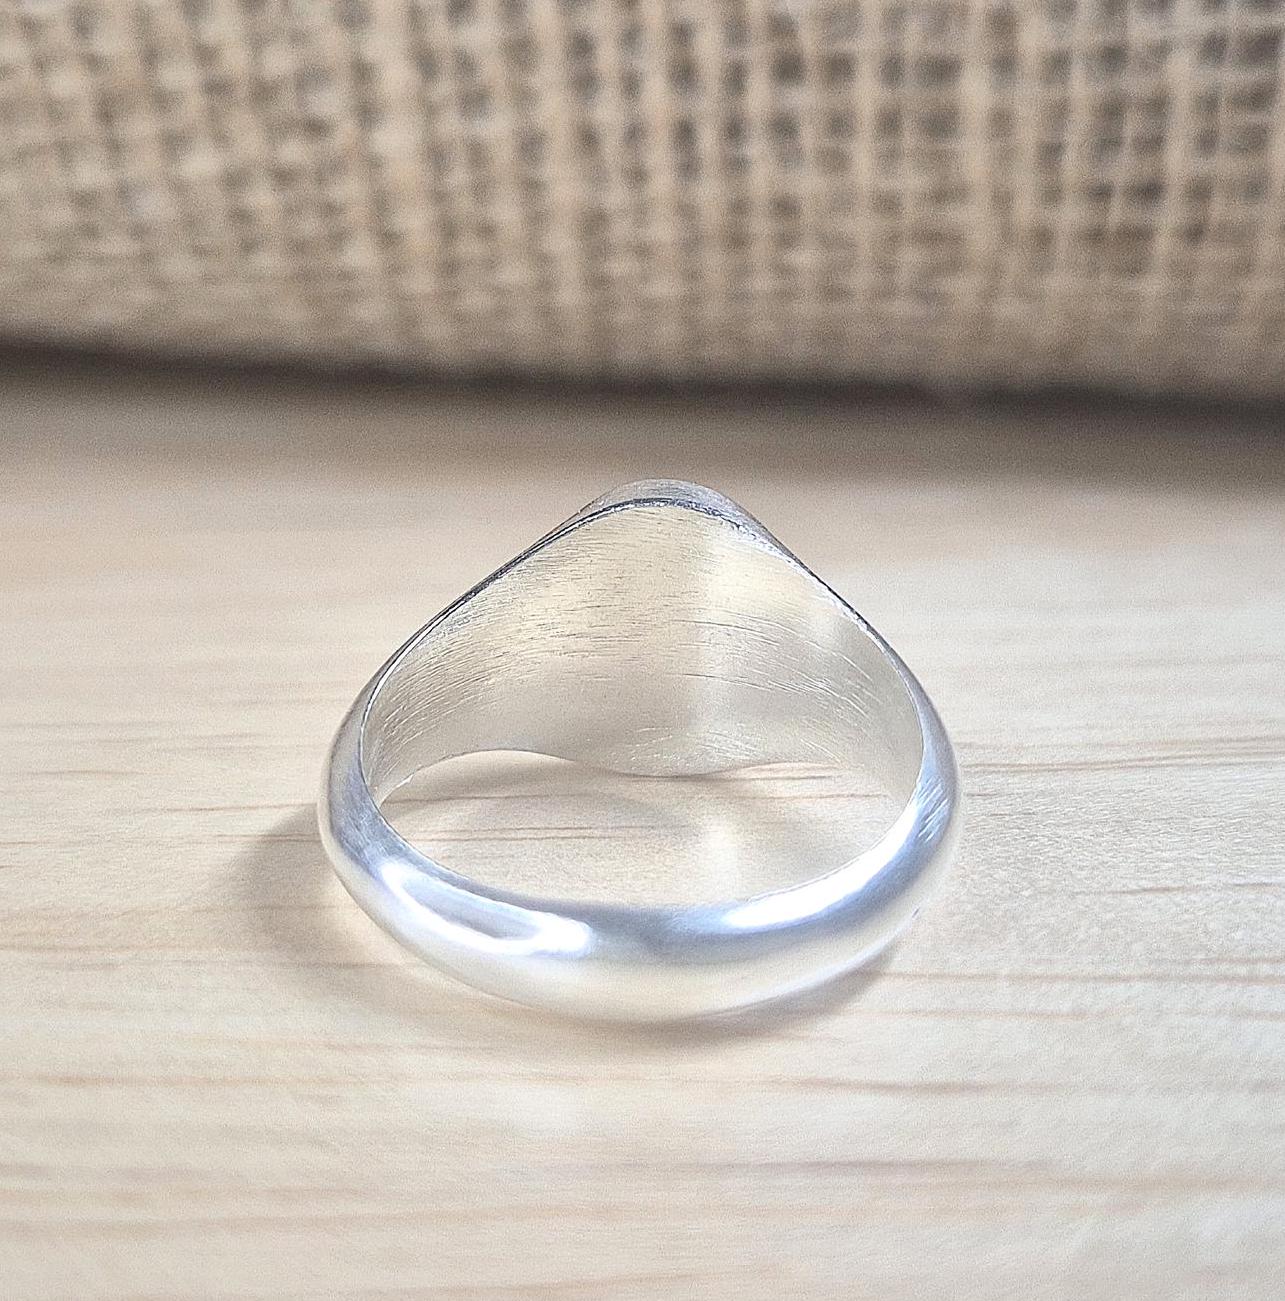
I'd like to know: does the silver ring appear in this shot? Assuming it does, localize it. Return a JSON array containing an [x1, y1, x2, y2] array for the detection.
[[319, 481, 960, 1021]]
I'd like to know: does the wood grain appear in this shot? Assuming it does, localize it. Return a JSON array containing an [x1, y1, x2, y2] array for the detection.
[[2, 358, 1283, 1299]]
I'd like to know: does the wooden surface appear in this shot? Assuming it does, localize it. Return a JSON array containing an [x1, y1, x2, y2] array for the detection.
[[2, 359, 1283, 1299]]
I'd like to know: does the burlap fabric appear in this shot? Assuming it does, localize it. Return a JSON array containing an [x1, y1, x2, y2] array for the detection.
[[3, 1, 1283, 395]]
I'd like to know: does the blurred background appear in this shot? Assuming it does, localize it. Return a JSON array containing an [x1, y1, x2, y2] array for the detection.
[[2, 3, 1283, 1299], [5, 0, 1285, 395]]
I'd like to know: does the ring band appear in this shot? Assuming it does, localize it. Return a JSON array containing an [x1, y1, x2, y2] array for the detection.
[[319, 481, 960, 1021]]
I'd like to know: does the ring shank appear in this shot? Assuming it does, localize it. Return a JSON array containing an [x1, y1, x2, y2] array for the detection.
[[321, 485, 958, 1020]]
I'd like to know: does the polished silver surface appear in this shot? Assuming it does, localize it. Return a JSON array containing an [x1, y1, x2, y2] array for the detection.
[[319, 481, 960, 1020]]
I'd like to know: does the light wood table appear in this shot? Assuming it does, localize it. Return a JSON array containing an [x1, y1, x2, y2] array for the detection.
[[3, 359, 1283, 1298]]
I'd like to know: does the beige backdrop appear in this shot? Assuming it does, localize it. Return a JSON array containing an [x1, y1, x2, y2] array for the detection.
[[3, 1, 1285, 395]]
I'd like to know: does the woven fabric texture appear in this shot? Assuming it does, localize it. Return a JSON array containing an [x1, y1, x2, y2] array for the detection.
[[3, 1, 1284, 395]]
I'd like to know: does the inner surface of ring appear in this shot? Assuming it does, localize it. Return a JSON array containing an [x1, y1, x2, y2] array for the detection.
[[361, 505, 924, 815]]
